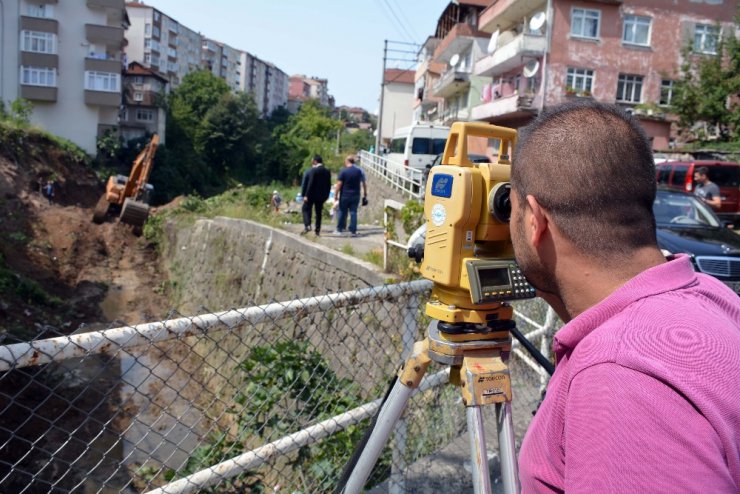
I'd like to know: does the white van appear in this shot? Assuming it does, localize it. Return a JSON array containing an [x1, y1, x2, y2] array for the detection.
[[385, 124, 450, 180]]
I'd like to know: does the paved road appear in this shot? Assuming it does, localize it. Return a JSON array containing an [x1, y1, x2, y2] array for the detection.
[[281, 221, 387, 261]]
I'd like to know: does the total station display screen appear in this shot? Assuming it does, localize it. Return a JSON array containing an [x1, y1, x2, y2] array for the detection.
[[478, 267, 511, 289]]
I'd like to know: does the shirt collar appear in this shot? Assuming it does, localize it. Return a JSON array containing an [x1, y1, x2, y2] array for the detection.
[[553, 254, 697, 359]]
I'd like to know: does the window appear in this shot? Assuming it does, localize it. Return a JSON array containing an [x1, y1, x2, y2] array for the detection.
[[145, 23, 151, 36], [144, 38, 152, 49], [133, 76, 144, 85], [21, 31, 56, 54], [623, 15, 651, 46], [20, 66, 56, 86], [616, 74, 643, 103], [85, 71, 120, 92], [571, 8, 600, 39], [660, 80, 674, 106], [694, 24, 719, 54], [153, 26, 161, 38], [566, 67, 594, 93], [144, 53, 151, 63], [134, 91, 143, 101], [153, 11, 160, 22], [120, 108, 128, 121], [136, 109, 154, 122], [26, 4, 53, 18]]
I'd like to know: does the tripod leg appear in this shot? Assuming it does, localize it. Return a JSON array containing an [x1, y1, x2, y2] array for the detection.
[[496, 402, 520, 494], [343, 340, 431, 493], [467, 406, 493, 494]]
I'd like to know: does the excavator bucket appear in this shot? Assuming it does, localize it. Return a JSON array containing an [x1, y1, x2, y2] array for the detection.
[[120, 198, 150, 227]]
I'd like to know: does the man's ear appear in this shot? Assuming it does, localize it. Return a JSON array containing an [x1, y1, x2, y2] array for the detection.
[[525, 195, 548, 248]]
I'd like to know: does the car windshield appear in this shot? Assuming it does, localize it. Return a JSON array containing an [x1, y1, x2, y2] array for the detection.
[[653, 191, 721, 227]]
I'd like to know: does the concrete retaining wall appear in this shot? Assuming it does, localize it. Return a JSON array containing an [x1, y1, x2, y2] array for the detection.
[[167, 216, 387, 313]]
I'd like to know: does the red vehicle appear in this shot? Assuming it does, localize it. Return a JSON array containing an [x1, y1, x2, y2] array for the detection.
[[655, 160, 740, 222]]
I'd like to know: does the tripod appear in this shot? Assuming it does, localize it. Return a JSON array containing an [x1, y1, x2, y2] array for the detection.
[[342, 318, 522, 494]]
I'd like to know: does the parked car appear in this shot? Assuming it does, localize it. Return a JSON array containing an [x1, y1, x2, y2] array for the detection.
[[655, 160, 740, 223], [653, 188, 740, 293]]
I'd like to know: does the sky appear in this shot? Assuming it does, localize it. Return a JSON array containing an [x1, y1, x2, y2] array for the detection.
[[146, 0, 451, 113]]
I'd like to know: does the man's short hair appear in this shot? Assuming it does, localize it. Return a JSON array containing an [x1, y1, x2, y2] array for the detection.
[[512, 100, 657, 258], [345, 155, 355, 164], [696, 166, 709, 176], [313, 155, 323, 163]]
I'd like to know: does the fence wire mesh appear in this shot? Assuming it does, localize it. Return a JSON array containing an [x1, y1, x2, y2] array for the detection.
[[0, 282, 557, 494]]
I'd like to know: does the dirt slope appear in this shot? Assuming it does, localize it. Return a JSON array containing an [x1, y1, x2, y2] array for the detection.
[[0, 144, 168, 343]]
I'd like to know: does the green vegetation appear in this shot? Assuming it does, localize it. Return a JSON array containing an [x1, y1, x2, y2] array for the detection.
[[175, 339, 390, 493], [672, 16, 739, 143]]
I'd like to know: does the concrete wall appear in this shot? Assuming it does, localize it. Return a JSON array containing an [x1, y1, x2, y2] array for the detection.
[[167, 216, 387, 314]]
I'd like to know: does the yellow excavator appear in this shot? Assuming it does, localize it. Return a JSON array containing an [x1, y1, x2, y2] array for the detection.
[[92, 134, 159, 227]]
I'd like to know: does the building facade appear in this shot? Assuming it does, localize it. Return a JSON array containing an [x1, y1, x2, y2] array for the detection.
[[120, 61, 167, 143], [288, 75, 332, 112], [471, 0, 737, 149], [379, 69, 415, 144], [1, 0, 127, 153]]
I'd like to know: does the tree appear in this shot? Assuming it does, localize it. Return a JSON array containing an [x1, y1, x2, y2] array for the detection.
[[671, 19, 740, 142], [196, 91, 265, 183], [277, 100, 342, 181]]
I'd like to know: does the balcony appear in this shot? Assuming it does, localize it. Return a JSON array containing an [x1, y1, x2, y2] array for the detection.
[[87, 0, 123, 9], [85, 57, 122, 73], [441, 106, 470, 126], [479, 0, 545, 32], [475, 33, 546, 77], [471, 93, 537, 121], [21, 52, 58, 69], [85, 24, 124, 46], [432, 69, 471, 98], [85, 90, 120, 107], [20, 85, 57, 102], [434, 23, 487, 64], [20, 16, 58, 33]]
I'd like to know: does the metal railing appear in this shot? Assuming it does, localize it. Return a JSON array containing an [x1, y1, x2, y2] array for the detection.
[[358, 150, 424, 200], [0, 282, 558, 494]]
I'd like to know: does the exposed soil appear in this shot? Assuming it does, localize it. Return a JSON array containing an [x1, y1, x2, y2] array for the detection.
[[0, 149, 168, 343], [0, 142, 170, 492]]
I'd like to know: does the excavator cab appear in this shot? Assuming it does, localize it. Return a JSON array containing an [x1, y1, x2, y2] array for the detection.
[[92, 134, 159, 227]]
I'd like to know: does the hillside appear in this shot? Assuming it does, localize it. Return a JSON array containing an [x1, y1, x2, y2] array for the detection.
[[0, 129, 168, 343]]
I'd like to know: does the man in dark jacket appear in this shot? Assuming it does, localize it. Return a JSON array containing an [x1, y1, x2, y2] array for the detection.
[[301, 155, 332, 235]]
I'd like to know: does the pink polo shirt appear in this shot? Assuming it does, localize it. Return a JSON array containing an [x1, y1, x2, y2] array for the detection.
[[518, 254, 740, 493]]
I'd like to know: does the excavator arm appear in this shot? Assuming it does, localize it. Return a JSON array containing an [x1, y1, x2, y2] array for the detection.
[[92, 134, 160, 227]]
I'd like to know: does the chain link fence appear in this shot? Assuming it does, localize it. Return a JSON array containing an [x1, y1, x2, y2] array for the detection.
[[1, 281, 557, 494]]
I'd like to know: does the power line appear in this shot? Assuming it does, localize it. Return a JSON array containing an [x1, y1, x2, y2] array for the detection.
[[374, 0, 415, 44], [382, 0, 420, 42]]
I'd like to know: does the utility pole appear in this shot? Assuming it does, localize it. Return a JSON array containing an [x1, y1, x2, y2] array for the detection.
[[375, 40, 388, 154]]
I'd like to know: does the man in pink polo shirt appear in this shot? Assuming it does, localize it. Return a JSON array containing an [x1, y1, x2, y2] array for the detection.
[[510, 100, 740, 493]]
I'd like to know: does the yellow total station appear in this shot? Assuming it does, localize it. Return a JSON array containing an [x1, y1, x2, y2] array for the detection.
[[420, 121, 522, 326]]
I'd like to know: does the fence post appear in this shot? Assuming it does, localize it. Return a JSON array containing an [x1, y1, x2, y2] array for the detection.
[[389, 293, 421, 494], [539, 307, 556, 393]]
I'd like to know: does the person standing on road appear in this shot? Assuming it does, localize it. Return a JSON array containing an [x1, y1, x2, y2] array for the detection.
[[511, 100, 740, 493], [693, 166, 722, 210], [301, 155, 331, 235], [334, 155, 367, 236]]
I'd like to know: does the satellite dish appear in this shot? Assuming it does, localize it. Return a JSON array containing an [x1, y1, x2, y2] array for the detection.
[[449, 53, 460, 67], [523, 60, 540, 78], [487, 30, 500, 54], [529, 11, 546, 32]]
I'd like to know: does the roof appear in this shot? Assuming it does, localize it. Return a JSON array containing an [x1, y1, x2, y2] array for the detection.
[[384, 69, 415, 85], [125, 61, 168, 82], [125, 1, 151, 9]]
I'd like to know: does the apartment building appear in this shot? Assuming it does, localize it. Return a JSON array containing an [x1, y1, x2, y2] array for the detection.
[[472, 0, 737, 149], [427, 0, 491, 126], [238, 53, 288, 117], [120, 62, 167, 143], [125, 2, 203, 88], [288, 75, 332, 112], [0, 0, 127, 153], [413, 36, 445, 122]]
